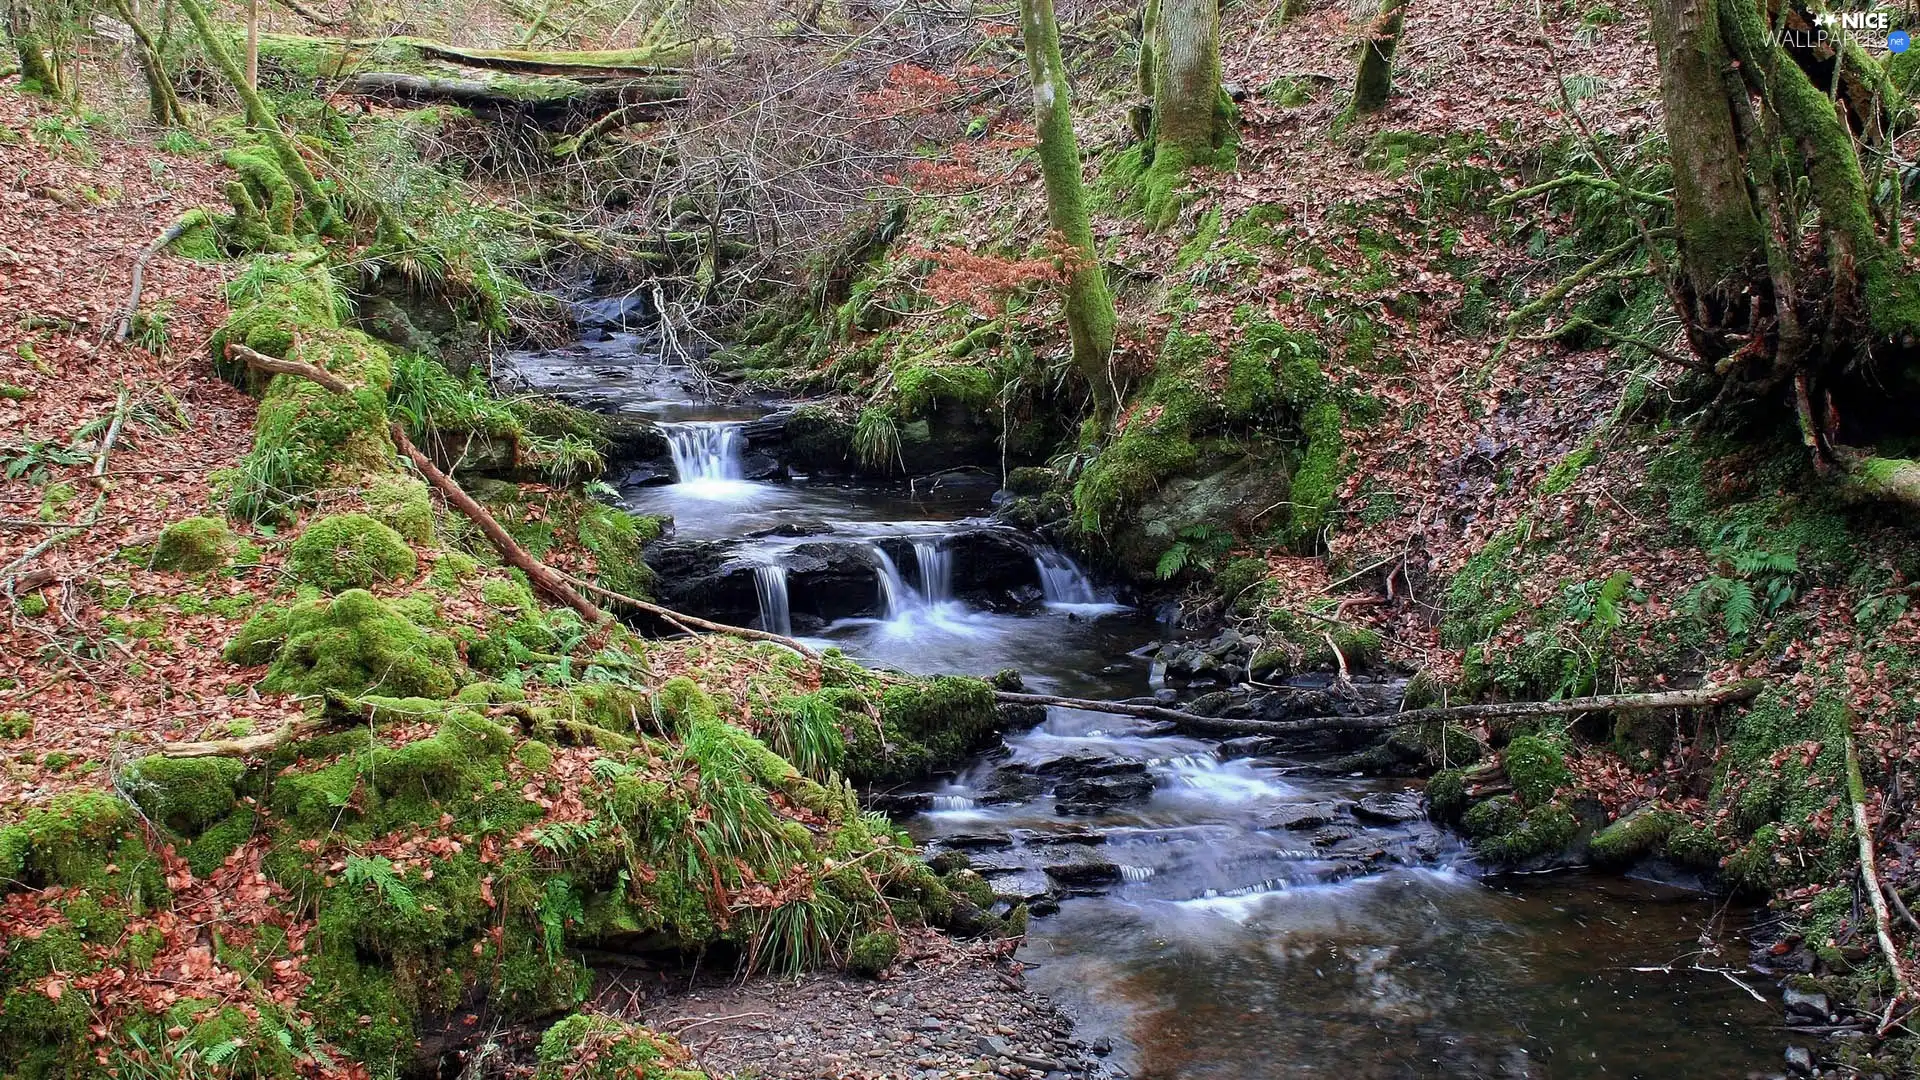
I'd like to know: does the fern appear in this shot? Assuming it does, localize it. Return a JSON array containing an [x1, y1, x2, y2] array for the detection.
[[531, 819, 602, 858], [343, 854, 418, 913]]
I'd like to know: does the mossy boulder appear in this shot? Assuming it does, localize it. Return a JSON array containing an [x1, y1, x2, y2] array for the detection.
[[224, 588, 459, 699], [151, 516, 237, 572], [287, 513, 418, 592], [364, 475, 434, 545], [0, 792, 167, 903], [121, 756, 246, 836], [1500, 735, 1572, 807], [1461, 796, 1580, 864], [1587, 806, 1681, 868], [839, 676, 1002, 783]]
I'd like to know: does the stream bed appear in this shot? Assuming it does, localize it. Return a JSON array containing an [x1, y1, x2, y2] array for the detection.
[[501, 325, 1793, 1079]]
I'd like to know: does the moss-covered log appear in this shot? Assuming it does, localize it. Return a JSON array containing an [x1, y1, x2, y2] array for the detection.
[[337, 71, 686, 128], [6, 0, 60, 96]]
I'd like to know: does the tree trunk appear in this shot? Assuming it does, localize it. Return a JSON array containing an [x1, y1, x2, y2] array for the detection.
[[245, 0, 259, 89], [1019, 0, 1118, 418], [177, 0, 337, 235], [8, 1, 60, 96], [1644, 0, 1920, 508], [1350, 0, 1408, 114], [111, 0, 189, 126], [1136, 0, 1231, 225]]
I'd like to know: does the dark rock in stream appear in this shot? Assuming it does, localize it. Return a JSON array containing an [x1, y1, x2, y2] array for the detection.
[[991, 869, 1063, 906], [1258, 803, 1351, 831], [620, 461, 674, 487], [573, 293, 651, 330], [1041, 849, 1123, 886], [1353, 790, 1427, 823], [1054, 774, 1154, 815], [1025, 750, 1149, 779]]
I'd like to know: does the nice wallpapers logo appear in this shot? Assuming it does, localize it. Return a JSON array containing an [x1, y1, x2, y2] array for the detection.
[[1780, 7, 1911, 53]]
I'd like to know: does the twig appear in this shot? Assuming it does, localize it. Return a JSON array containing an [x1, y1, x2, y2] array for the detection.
[[115, 218, 194, 344], [1845, 724, 1914, 1025]]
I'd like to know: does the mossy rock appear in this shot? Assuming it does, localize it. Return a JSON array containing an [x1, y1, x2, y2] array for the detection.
[[0, 792, 167, 904], [1500, 735, 1572, 807], [1461, 796, 1580, 863], [121, 756, 246, 836], [1587, 807, 1680, 868], [848, 930, 900, 978], [364, 475, 434, 545], [535, 1014, 707, 1080], [151, 516, 237, 572], [224, 589, 459, 699], [840, 676, 1001, 783], [287, 512, 418, 592]]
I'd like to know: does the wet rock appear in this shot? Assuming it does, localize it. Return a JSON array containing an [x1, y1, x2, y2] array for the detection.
[[1053, 774, 1154, 815], [620, 461, 674, 487], [1025, 750, 1148, 779], [1022, 827, 1105, 847], [573, 292, 651, 330], [1783, 985, 1832, 1023], [1309, 824, 1361, 847], [1040, 849, 1122, 886], [989, 870, 1061, 906], [599, 413, 672, 463], [983, 769, 1049, 805], [940, 832, 1017, 850], [1353, 790, 1426, 823], [739, 451, 786, 481], [1258, 803, 1349, 831], [867, 792, 933, 814], [1784, 1045, 1814, 1076]]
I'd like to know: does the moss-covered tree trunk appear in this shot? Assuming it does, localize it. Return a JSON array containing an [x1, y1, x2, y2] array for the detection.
[[177, 0, 337, 235], [8, 1, 61, 96], [111, 0, 189, 126], [1645, 0, 1920, 508], [1350, 0, 1408, 114], [1135, 0, 1232, 225], [1019, 0, 1118, 417]]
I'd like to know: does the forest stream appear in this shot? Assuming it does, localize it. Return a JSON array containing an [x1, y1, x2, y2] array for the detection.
[[501, 302, 1793, 1080]]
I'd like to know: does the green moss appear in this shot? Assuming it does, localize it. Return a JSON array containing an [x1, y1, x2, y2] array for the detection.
[[0, 711, 30, 739], [848, 930, 900, 978], [1461, 796, 1579, 863], [840, 676, 1000, 783], [365, 475, 434, 545], [121, 756, 245, 835], [16, 593, 48, 617], [1501, 735, 1572, 807], [224, 588, 459, 699], [1426, 768, 1469, 821], [287, 513, 418, 592], [1587, 807, 1680, 867], [535, 1014, 706, 1080], [151, 515, 237, 572], [0, 792, 166, 904]]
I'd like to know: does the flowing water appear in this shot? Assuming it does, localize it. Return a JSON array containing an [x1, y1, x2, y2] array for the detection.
[[501, 328, 1793, 1080]]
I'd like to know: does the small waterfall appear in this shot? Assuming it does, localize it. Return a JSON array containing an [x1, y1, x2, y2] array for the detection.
[[930, 794, 978, 811], [1035, 546, 1104, 605], [661, 422, 744, 483], [752, 564, 791, 636], [1119, 864, 1156, 882], [869, 545, 920, 617], [913, 538, 953, 604]]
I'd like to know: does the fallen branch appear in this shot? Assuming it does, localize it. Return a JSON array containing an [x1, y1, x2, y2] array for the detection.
[[1490, 173, 1672, 210], [558, 571, 820, 659], [115, 217, 196, 343], [225, 343, 608, 626], [992, 680, 1764, 739], [158, 718, 331, 758], [1845, 725, 1914, 1025], [270, 0, 335, 24]]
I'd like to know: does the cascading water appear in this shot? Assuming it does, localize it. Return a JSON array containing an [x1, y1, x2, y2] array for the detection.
[[1034, 546, 1108, 606], [751, 563, 791, 636], [868, 544, 919, 617], [661, 421, 744, 484], [912, 538, 953, 604]]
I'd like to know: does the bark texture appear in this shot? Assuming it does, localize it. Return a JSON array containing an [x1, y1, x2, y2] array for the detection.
[[1020, 0, 1118, 416], [1351, 0, 1409, 114]]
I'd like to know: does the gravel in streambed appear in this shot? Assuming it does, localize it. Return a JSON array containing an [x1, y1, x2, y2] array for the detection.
[[614, 933, 1114, 1079]]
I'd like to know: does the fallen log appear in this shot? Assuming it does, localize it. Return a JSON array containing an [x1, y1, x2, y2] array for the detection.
[[991, 680, 1765, 740], [337, 71, 685, 127], [115, 216, 194, 343], [158, 718, 331, 758], [407, 41, 693, 77]]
